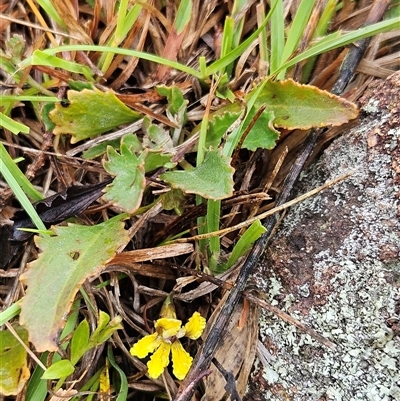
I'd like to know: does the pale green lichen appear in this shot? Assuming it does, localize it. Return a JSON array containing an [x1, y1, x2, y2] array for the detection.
[[363, 98, 380, 113]]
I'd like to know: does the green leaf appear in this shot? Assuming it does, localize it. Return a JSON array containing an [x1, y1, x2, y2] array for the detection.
[[122, 132, 143, 152], [19, 215, 129, 352], [0, 112, 29, 134], [103, 140, 146, 213], [49, 89, 141, 143], [107, 346, 128, 401], [83, 133, 143, 160], [194, 78, 356, 152], [220, 220, 266, 272], [161, 149, 234, 200], [247, 79, 358, 129], [154, 86, 187, 143], [91, 310, 110, 340], [70, 319, 90, 365], [41, 103, 56, 132], [89, 314, 123, 345], [242, 109, 279, 151], [70, 312, 122, 366], [41, 360, 74, 380], [144, 151, 175, 173], [82, 139, 121, 159], [0, 325, 30, 396], [68, 80, 95, 91], [160, 188, 186, 216], [204, 106, 243, 149], [142, 117, 174, 150]]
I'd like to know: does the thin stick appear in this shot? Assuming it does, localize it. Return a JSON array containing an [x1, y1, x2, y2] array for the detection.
[[244, 291, 336, 350], [172, 172, 351, 243], [0, 14, 80, 40], [5, 322, 47, 370]]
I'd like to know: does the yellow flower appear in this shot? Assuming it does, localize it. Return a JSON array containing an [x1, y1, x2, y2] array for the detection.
[[130, 312, 206, 380]]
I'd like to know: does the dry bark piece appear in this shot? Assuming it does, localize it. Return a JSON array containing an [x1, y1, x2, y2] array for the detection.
[[201, 294, 259, 401]]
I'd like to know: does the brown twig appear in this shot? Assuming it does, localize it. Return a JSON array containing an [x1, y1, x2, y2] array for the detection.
[[243, 291, 336, 350]]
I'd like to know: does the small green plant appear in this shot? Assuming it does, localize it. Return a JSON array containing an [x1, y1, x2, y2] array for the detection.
[[42, 311, 122, 382]]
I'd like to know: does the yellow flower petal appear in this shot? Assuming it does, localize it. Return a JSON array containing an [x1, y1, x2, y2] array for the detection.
[[147, 342, 171, 379], [171, 340, 193, 380], [130, 332, 160, 358], [155, 318, 182, 339], [184, 312, 206, 340]]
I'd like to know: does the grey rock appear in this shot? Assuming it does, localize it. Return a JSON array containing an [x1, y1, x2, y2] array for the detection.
[[247, 72, 400, 401]]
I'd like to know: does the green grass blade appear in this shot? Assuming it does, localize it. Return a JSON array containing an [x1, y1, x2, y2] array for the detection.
[[206, 2, 277, 77], [0, 167, 46, 230], [206, 199, 221, 272], [35, 0, 66, 29], [175, 0, 192, 34], [114, 0, 130, 41], [0, 143, 45, 234], [0, 143, 43, 201], [277, 0, 317, 79], [269, 0, 284, 74], [0, 95, 58, 102], [220, 16, 235, 76], [0, 302, 21, 326], [0, 112, 30, 134], [301, 0, 339, 82], [100, 1, 142, 73], [231, 0, 247, 48], [107, 345, 128, 401], [228, 0, 247, 76], [25, 51, 94, 81], [25, 353, 48, 401], [70, 368, 102, 401], [121, 4, 143, 39], [272, 16, 399, 76], [220, 16, 235, 59], [19, 46, 201, 79], [223, 220, 266, 271]]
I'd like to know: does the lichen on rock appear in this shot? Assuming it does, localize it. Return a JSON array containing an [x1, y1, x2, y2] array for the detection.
[[247, 72, 400, 401]]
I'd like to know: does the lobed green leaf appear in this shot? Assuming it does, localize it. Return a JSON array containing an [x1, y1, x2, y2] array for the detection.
[[50, 89, 141, 143]]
